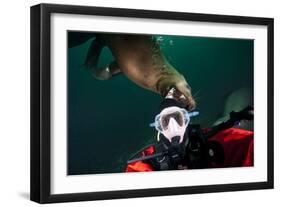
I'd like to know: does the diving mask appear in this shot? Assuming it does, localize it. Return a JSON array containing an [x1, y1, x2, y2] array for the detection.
[[150, 106, 199, 143]]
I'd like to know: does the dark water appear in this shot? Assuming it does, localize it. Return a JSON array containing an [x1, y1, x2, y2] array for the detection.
[[67, 32, 253, 175]]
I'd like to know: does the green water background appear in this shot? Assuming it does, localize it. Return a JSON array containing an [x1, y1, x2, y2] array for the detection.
[[67, 33, 253, 175]]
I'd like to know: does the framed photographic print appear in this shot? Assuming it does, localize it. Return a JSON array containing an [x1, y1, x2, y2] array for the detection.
[[30, 3, 274, 203]]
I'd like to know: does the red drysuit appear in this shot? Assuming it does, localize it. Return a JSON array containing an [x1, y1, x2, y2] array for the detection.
[[126, 128, 253, 172]]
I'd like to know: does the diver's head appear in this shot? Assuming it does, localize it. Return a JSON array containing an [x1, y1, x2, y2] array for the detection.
[[157, 106, 188, 143], [150, 99, 198, 144]]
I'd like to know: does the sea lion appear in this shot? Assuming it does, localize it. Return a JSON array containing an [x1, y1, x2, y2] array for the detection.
[[71, 33, 196, 110]]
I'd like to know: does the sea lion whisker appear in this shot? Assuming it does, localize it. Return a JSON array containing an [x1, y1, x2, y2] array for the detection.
[[192, 89, 201, 100]]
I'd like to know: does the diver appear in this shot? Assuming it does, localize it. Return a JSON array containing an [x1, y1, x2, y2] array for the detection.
[[125, 88, 254, 172]]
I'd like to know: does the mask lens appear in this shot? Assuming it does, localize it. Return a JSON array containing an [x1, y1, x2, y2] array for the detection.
[[160, 111, 184, 130], [172, 111, 184, 126], [161, 115, 170, 130]]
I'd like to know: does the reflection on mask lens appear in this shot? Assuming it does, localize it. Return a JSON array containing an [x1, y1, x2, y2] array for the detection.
[[160, 111, 184, 130]]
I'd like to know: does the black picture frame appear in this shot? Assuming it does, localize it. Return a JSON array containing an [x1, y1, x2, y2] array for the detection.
[[30, 3, 274, 204]]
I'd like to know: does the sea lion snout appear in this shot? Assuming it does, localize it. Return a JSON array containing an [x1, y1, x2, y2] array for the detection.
[[175, 80, 196, 111], [156, 71, 196, 110]]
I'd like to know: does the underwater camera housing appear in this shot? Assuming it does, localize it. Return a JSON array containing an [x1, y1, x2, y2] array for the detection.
[[126, 106, 253, 171]]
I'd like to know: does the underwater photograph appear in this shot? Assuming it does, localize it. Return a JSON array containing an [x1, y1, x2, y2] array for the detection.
[[67, 32, 254, 175]]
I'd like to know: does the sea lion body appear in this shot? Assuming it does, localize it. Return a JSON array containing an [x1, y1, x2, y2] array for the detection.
[[83, 34, 195, 110]]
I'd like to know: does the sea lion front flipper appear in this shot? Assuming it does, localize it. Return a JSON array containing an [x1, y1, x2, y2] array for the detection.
[[83, 37, 122, 80], [83, 36, 104, 69], [91, 61, 122, 80]]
